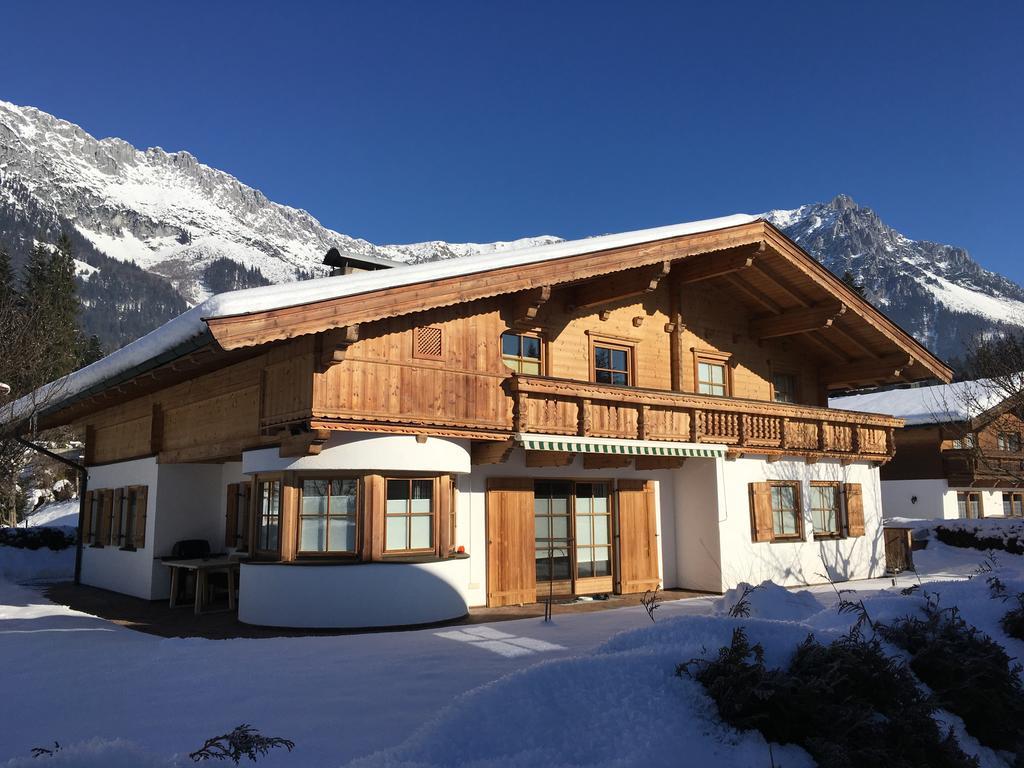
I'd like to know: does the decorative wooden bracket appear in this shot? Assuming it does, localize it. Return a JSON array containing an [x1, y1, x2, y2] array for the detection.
[[750, 302, 847, 340], [674, 242, 763, 284], [566, 260, 671, 312], [510, 285, 552, 325], [279, 428, 332, 458], [471, 438, 516, 465], [316, 325, 360, 373]]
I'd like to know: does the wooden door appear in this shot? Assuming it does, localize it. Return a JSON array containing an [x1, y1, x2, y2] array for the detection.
[[617, 479, 660, 594], [487, 478, 536, 606]]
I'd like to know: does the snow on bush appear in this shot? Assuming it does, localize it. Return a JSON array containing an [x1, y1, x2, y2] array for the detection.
[[0, 739, 176, 768], [0, 536, 74, 582], [716, 580, 823, 622]]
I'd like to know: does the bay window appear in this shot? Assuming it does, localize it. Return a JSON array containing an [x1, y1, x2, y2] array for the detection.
[[256, 479, 282, 553], [385, 478, 435, 553], [299, 478, 358, 554]]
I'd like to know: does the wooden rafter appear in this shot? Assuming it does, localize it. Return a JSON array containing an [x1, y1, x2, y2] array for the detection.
[[824, 355, 915, 387], [510, 285, 552, 325], [751, 260, 812, 308], [750, 302, 847, 340], [825, 323, 879, 359], [724, 273, 783, 314], [566, 260, 671, 312], [674, 242, 763, 284], [799, 331, 852, 363]]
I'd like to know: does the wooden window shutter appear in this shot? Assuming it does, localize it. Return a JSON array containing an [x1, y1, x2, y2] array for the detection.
[[617, 480, 661, 594], [111, 488, 123, 547], [412, 326, 443, 360], [99, 490, 114, 546], [240, 481, 252, 546], [844, 483, 865, 537], [486, 477, 536, 606], [81, 491, 94, 544], [225, 483, 239, 548], [749, 482, 774, 543], [133, 486, 148, 549]]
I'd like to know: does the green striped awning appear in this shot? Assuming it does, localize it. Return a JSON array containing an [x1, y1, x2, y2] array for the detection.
[[515, 433, 726, 458]]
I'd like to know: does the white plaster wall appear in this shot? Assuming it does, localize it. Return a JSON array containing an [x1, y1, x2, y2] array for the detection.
[[673, 458, 724, 593], [238, 558, 471, 628], [716, 457, 887, 590], [978, 489, 1008, 518], [881, 479, 955, 520], [464, 450, 678, 608], [80, 457, 160, 600], [242, 433, 471, 475]]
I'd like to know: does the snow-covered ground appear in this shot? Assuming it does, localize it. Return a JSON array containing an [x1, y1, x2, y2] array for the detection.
[[0, 523, 1018, 767], [19, 499, 79, 530]]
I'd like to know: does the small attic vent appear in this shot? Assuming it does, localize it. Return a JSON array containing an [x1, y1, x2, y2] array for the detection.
[[413, 326, 444, 360]]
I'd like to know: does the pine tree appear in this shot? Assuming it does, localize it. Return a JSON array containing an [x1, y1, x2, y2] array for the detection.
[[841, 269, 867, 298], [22, 234, 81, 385]]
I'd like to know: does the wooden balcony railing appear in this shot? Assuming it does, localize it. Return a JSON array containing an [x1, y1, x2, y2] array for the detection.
[[943, 449, 1024, 485], [509, 375, 901, 461]]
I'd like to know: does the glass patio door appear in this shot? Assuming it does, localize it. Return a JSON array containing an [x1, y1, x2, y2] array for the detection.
[[534, 480, 573, 595]]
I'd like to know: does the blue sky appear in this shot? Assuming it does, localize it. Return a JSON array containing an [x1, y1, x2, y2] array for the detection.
[[4, 1, 1022, 278]]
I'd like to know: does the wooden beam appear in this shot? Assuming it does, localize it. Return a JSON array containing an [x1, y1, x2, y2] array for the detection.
[[634, 455, 686, 470], [471, 438, 515, 465], [510, 285, 552, 325], [824, 355, 915, 387], [525, 451, 575, 468], [825, 323, 879, 358], [674, 242, 762, 284], [800, 331, 852, 363], [725, 273, 783, 314], [751, 261, 812, 307], [750, 302, 847, 340], [316, 325, 359, 373], [582, 453, 632, 470], [279, 428, 332, 458], [566, 260, 671, 312]]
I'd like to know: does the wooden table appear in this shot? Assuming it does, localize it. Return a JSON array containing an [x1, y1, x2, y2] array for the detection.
[[163, 557, 242, 616]]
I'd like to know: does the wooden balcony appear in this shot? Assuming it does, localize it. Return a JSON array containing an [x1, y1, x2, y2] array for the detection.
[[943, 449, 1024, 487], [509, 375, 901, 462]]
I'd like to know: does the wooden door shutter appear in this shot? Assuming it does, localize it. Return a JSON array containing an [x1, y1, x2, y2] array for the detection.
[[239, 481, 252, 546], [749, 482, 774, 543], [486, 478, 536, 607], [111, 488, 124, 547], [99, 490, 114, 546], [225, 483, 239, 548], [617, 480, 660, 594], [133, 486, 148, 549], [844, 483, 865, 537], [81, 490, 94, 544]]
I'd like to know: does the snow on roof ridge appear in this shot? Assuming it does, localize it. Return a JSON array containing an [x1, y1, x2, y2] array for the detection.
[[3, 212, 757, 426], [829, 378, 1011, 425]]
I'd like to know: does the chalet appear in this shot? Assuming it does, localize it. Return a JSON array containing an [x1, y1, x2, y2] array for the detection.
[[833, 380, 1024, 520], [4, 214, 951, 628]]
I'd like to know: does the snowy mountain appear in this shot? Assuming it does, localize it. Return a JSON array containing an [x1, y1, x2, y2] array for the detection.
[[1, 99, 1019, 362], [765, 195, 1024, 361]]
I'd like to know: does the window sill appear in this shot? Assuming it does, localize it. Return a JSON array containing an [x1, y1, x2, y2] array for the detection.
[[247, 553, 470, 567], [769, 536, 805, 544], [813, 533, 844, 541]]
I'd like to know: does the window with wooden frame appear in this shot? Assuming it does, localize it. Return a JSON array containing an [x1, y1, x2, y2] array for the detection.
[[384, 478, 434, 553], [255, 479, 282, 553], [298, 477, 359, 554], [592, 340, 632, 386], [1003, 492, 1024, 517], [770, 482, 802, 539], [500, 331, 543, 374], [224, 482, 252, 550], [951, 432, 976, 450], [998, 432, 1022, 452], [412, 326, 444, 361], [772, 371, 798, 404], [448, 478, 457, 550], [694, 350, 731, 397], [573, 481, 612, 578], [957, 491, 982, 519], [810, 482, 842, 538]]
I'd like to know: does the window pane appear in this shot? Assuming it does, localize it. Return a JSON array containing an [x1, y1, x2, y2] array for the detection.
[[386, 498, 407, 515], [387, 479, 409, 503], [594, 347, 611, 369], [611, 349, 628, 371], [300, 516, 326, 551], [265, 521, 279, 551], [710, 364, 724, 384], [611, 372, 628, 386], [535, 517, 549, 540], [501, 333, 520, 357], [593, 547, 611, 576], [522, 336, 541, 360], [330, 479, 357, 515], [576, 515, 592, 545], [328, 517, 356, 552], [594, 517, 609, 546], [302, 480, 328, 516], [520, 360, 541, 375], [410, 516, 433, 549], [411, 480, 433, 512], [551, 515, 568, 539], [549, 495, 568, 515], [577, 559, 594, 578], [385, 517, 408, 550], [595, 370, 612, 384]]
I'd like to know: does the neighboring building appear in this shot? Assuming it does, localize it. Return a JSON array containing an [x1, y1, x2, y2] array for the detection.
[[832, 380, 1024, 520], [6, 214, 950, 628]]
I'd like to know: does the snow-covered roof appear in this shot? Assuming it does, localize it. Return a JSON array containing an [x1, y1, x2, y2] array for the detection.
[[829, 379, 1007, 426], [3, 213, 756, 426]]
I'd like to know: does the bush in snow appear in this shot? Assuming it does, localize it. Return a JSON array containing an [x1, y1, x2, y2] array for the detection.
[[682, 627, 977, 768], [881, 592, 1024, 756], [0, 526, 75, 551], [934, 524, 1024, 555], [188, 724, 294, 764]]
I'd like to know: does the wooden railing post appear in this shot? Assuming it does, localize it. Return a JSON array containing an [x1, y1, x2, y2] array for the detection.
[[514, 390, 528, 433], [738, 413, 748, 447], [780, 417, 789, 449], [577, 397, 591, 436], [637, 405, 648, 440], [691, 408, 702, 442]]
